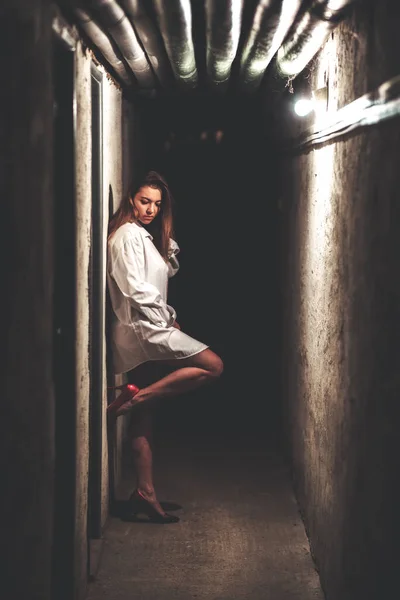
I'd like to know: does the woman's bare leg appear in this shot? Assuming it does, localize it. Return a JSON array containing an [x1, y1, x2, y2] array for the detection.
[[127, 362, 174, 517], [129, 407, 165, 516], [118, 349, 223, 416]]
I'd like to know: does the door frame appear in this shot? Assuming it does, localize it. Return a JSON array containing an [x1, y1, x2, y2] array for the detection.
[[88, 61, 105, 544]]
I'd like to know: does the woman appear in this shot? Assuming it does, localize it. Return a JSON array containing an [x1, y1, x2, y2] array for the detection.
[[107, 170, 223, 523]]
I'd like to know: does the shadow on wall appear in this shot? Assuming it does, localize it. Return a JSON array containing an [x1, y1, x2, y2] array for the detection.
[[106, 184, 118, 501], [106, 184, 115, 389]]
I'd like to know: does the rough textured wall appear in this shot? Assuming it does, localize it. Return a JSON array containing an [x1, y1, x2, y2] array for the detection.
[[73, 48, 134, 593], [74, 41, 92, 600], [0, 3, 55, 600], [101, 80, 125, 527], [105, 97, 148, 504], [280, 1, 400, 598]]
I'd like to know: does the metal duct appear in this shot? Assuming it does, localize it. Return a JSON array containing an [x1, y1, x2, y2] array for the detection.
[[152, 0, 198, 88], [120, 0, 175, 88], [74, 7, 135, 88], [239, 0, 304, 91], [276, 0, 355, 77], [86, 0, 157, 90], [205, 0, 244, 91]]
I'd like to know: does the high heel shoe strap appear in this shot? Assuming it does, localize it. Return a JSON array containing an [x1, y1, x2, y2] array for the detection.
[[129, 490, 179, 524]]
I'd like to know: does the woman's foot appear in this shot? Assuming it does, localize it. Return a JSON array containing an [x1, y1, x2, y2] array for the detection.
[[128, 488, 179, 524], [107, 384, 139, 421]]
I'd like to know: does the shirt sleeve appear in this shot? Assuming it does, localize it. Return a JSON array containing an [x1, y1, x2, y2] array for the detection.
[[109, 236, 176, 327], [167, 238, 180, 278]]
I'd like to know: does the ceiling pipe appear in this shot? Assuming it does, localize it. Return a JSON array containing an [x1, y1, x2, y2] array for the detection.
[[152, 0, 198, 88], [85, 0, 157, 90], [119, 0, 175, 89], [239, 0, 304, 92], [205, 0, 244, 92], [74, 7, 135, 88], [276, 0, 356, 78]]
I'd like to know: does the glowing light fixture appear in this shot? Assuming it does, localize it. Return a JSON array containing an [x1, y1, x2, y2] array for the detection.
[[293, 86, 328, 119], [294, 97, 315, 117]]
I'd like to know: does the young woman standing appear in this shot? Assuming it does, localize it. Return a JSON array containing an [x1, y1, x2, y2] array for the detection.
[[107, 170, 223, 523]]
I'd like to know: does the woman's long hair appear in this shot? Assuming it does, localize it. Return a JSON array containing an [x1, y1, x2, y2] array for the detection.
[[108, 170, 175, 261]]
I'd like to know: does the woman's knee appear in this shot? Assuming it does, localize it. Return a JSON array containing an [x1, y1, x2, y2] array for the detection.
[[168, 350, 223, 379], [208, 354, 224, 379]]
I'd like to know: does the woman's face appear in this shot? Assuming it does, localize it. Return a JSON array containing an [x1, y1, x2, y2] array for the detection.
[[131, 185, 162, 225]]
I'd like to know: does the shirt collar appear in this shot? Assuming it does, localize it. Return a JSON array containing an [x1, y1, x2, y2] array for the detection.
[[131, 221, 153, 241]]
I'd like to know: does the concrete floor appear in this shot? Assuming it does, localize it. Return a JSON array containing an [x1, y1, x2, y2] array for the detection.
[[87, 395, 325, 600]]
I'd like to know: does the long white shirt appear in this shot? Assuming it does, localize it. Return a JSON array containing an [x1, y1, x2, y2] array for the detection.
[[107, 222, 208, 374]]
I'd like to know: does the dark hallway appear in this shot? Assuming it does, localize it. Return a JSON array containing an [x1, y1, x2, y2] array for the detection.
[[155, 93, 283, 437], [87, 94, 309, 599], [2, 2, 400, 600]]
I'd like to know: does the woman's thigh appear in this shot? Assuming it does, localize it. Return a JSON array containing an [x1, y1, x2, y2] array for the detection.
[[127, 349, 222, 386], [162, 348, 223, 374]]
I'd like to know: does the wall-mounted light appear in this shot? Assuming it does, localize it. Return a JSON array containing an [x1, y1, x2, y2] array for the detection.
[[294, 86, 328, 119], [294, 97, 314, 117]]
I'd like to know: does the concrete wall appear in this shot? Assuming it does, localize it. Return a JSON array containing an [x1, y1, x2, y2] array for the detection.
[[105, 96, 148, 504], [74, 44, 140, 596], [0, 2, 55, 599], [278, 1, 400, 598], [101, 83, 140, 523], [74, 39, 92, 599], [63, 17, 150, 593], [0, 3, 144, 596]]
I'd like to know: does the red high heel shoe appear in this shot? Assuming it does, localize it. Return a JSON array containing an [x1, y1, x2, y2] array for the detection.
[[107, 384, 139, 419]]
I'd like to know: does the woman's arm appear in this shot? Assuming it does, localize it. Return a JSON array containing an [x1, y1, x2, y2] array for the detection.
[[110, 237, 176, 327], [167, 238, 180, 278]]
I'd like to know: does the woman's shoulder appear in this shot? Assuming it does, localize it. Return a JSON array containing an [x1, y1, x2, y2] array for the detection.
[[110, 222, 145, 248]]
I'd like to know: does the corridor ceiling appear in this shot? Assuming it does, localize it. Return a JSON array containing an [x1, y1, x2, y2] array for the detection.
[[61, 0, 355, 97]]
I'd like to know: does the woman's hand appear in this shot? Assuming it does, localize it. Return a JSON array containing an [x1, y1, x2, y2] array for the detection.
[[172, 321, 181, 330]]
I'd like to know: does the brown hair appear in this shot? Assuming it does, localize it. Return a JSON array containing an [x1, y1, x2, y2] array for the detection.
[[108, 170, 175, 261]]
